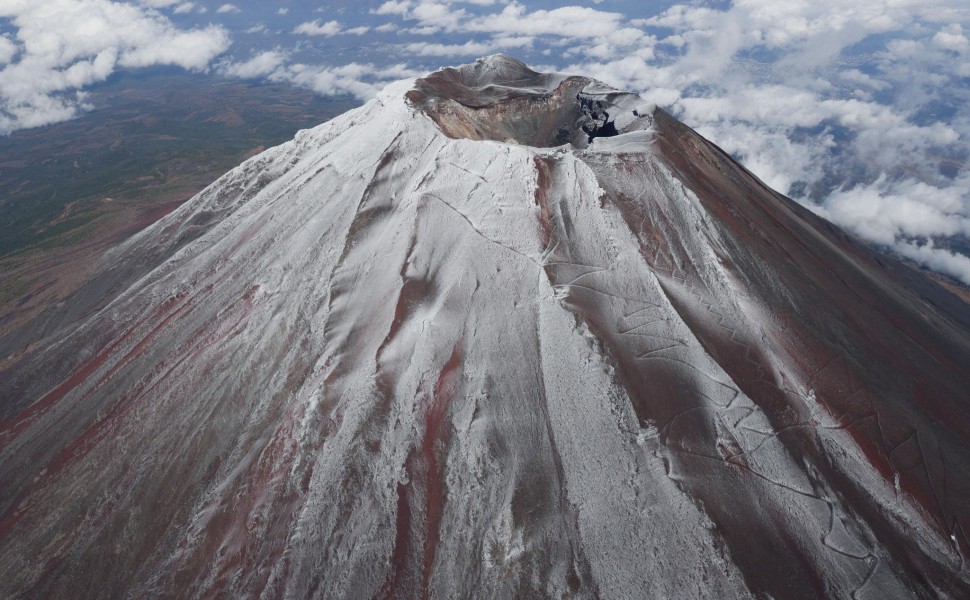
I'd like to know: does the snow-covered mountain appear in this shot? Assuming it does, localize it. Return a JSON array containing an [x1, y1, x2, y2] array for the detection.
[[2, 55, 969, 599]]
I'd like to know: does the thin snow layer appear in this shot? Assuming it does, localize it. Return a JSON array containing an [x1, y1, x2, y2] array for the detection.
[[585, 130, 654, 153], [1, 59, 969, 599]]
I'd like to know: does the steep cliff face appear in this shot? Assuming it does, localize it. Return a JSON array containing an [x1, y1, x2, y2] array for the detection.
[[1, 55, 969, 599]]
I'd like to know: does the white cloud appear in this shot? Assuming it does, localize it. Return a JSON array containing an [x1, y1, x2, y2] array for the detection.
[[373, 1, 411, 16], [404, 36, 532, 57], [294, 20, 342, 36], [407, 25, 440, 36], [814, 176, 970, 247], [0, 0, 230, 133], [268, 61, 420, 99], [137, 0, 180, 7], [380, 1, 646, 47], [375, 1, 653, 63], [409, 1, 467, 31], [933, 24, 969, 52], [220, 50, 286, 79], [0, 37, 16, 64], [277, 8, 288, 16], [294, 20, 368, 37], [467, 4, 627, 39], [293, 19, 370, 37], [217, 49, 420, 104], [896, 241, 970, 285], [216, 3, 240, 15]]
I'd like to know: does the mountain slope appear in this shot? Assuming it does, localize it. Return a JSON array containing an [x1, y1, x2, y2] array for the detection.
[[1, 55, 969, 599]]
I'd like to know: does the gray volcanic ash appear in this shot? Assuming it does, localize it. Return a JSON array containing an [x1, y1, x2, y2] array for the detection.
[[1, 55, 970, 599]]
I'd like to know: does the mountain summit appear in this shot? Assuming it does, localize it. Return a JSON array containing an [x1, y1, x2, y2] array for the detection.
[[2, 55, 969, 599]]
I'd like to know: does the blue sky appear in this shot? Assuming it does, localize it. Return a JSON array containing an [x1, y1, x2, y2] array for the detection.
[[2, 0, 970, 282]]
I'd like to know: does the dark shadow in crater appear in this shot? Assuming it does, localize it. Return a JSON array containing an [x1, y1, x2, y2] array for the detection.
[[406, 55, 632, 148]]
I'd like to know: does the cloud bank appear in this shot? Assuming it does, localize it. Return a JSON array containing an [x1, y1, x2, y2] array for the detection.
[[219, 51, 419, 100], [0, 0, 230, 133]]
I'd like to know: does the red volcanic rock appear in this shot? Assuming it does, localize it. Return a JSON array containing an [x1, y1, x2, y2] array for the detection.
[[1, 55, 969, 599]]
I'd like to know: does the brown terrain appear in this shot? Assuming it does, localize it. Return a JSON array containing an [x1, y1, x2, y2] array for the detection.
[[0, 70, 355, 343]]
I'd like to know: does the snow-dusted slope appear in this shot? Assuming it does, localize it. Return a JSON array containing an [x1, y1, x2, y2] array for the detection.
[[2, 55, 969, 599]]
